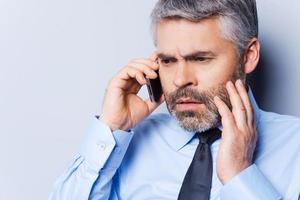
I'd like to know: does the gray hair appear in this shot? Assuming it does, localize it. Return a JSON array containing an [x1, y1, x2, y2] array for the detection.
[[151, 0, 258, 57]]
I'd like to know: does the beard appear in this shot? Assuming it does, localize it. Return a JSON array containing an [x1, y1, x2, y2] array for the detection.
[[164, 65, 245, 133]]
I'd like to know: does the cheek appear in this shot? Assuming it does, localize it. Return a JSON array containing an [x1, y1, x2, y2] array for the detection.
[[159, 68, 176, 94], [200, 59, 238, 87], [205, 67, 235, 85]]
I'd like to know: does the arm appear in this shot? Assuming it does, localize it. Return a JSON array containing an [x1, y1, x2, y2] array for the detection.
[[214, 80, 282, 199], [50, 53, 163, 200], [49, 117, 133, 200]]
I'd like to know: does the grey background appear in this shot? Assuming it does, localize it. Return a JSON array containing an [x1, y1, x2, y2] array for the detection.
[[0, 0, 299, 199]]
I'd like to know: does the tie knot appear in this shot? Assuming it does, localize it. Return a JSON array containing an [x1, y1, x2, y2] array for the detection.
[[197, 128, 221, 146]]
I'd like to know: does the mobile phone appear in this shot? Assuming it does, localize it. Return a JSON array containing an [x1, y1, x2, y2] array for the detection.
[[146, 70, 163, 103]]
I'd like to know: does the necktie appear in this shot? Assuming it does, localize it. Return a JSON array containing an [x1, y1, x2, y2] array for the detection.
[[178, 128, 222, 200]]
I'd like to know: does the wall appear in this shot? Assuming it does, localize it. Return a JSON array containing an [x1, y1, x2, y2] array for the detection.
[[0, 1, 299, 199]]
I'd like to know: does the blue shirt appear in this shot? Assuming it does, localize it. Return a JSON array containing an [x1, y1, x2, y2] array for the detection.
[[49, 90, 300, 200]]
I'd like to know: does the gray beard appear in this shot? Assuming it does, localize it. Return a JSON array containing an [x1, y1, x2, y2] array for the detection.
[[165, 86, 226, 133], [170, 106, 220, 133], [165, 65, 244, 133]]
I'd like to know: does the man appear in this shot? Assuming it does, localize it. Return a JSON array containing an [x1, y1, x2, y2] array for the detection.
[[50, 0, 300, 199]]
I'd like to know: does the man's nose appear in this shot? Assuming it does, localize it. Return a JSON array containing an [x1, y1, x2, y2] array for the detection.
[[173, 61, 198, 88]]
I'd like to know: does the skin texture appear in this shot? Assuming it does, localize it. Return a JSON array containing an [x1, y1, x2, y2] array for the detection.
[[101, 17, 260, 184], [156, 18, 244, 133]]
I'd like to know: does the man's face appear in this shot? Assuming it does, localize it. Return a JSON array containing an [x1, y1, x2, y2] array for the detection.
[[156, 17, 244, 132]]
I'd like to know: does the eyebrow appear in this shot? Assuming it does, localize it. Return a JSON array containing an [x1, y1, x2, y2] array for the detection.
[[157, 51, 216, 60]]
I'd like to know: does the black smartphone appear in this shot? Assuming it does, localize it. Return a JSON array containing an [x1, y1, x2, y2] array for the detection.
[[146, 70, 163, 103]]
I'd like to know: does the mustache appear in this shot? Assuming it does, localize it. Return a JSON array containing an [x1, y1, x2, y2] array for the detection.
[[166, 86, 231, 111], [167, 87, 214, 105]]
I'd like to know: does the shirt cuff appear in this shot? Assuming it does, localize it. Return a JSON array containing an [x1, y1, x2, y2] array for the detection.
[[79, 116, 134, 172], [220, 164, 282, 200]]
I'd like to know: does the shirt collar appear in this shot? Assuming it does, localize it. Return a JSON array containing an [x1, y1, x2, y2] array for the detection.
[[160, 115, 196, 151], [248, 87, 261, 128], [161, 87, 261, 151]]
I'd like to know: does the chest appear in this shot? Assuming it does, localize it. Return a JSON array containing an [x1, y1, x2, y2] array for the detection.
[[115, 138, 223, 199]]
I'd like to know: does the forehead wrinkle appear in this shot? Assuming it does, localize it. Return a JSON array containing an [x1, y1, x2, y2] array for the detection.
[[159, 47, 193, 60], [159, 48, 215, 60], [173, 47, 184, 59]]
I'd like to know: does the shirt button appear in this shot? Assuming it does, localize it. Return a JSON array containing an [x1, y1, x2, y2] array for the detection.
[[97, 141, 106, 151]]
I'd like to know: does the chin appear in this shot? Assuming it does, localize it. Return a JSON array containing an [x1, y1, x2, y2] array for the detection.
[[172, 103, 220, 132]]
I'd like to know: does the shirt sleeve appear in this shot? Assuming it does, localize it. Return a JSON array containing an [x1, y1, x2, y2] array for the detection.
[[49, 116, 134, 200], [220, 164, 283, 200]]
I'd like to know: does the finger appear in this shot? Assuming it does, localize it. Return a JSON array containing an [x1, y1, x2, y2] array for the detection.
[[129, 60, 159, 74], [226, 81, 247, 129], [118, 67, 148, 85], [127, 63, 158, 79], [149, 51, 158, 62], [235, 79, 254, 128], [129, 58, 159, 70], [145, 95, 165, 113], [214, 96, 236, 131]]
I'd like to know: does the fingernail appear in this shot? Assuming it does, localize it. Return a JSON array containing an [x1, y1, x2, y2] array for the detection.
[[236, 79, 243, 86], [148, 70, 157, 77], [226, 81, 234, 89]]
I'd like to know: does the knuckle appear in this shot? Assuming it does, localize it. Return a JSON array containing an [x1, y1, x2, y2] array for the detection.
[[129, 58, 138, 63], [124, 65, 135, 73], [250, 106, 254, 114], [244, 101, 251, 108], [116, 67, 125, 75], [239, 106, 246, 112], [135, 70, 143, 77], [137, 73, 145, 79], [108, 78, 114, 85], [226, 113, 235, 122]]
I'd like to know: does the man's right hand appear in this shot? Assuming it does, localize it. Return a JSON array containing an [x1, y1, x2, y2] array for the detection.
[[100, 54, 165, 131]]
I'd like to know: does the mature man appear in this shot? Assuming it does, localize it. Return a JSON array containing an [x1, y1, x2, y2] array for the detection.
[[50, 0, 300, 199]]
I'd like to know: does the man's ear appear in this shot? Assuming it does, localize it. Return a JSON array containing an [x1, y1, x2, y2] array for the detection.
[[243, 38, 260, 74]]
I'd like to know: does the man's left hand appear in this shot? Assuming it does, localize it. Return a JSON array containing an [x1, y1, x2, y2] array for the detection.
[[214, 79, 257, 184]]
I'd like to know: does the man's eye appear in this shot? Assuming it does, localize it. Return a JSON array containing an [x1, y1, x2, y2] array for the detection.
[[161, 59, 171, 64], [193, 57, 209, 62]]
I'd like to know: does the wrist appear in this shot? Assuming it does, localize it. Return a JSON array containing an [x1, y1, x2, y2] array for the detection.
[[219, 162, 251, 184], [95, 115, 117, 131], [97, 115, 129, 132]]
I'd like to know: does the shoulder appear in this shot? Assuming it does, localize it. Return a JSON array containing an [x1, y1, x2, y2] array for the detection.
[[258, 109, 300, 133], [124, 113, 177, 156], [132, 113, 174, 133], [257, 109, 300, 156], [255, 110, 300, 189]]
